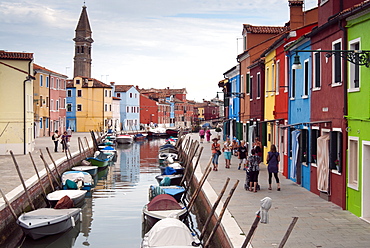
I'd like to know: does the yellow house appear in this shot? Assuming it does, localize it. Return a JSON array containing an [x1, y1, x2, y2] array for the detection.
[[264, 50, 277, 159], [74, 76, 113, 132], [0, 51, 35, 155]]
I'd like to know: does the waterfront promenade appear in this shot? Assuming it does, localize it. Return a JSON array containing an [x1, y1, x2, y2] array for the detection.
[[0, 132, 93, 196], [188, 132, 370, 248]]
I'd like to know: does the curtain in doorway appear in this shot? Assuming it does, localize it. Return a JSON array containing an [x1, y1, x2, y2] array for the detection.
[[317, 134, 330, 192], [248, 125, 256, 155], [291, 130, 301, 179]]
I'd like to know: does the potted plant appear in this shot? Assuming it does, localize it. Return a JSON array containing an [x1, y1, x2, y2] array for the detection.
[[334, 159, 340, 171], [312, 154, 317, 163]]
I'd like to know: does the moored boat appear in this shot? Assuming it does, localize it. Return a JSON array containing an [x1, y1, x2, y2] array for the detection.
[[141, 218, 201, 248], [72, 165, 98, 176], [46, 190, 87, 208], [62, 171, 94, 191], [158, 152, 178, 165], [116, 134, 134, 144], [17, 208, 81, 240], [142, 194, 187, 232], [86, 151, 110, 170], [149, 185, 186, 202], [159, 162, 184, 175], [155, 174, 183, 186]]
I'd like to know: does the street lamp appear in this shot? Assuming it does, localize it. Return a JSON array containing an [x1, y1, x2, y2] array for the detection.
[[292, 50, 370, 69]]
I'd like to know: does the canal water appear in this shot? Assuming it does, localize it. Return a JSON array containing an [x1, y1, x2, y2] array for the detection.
[[14, 138, 183, 248]]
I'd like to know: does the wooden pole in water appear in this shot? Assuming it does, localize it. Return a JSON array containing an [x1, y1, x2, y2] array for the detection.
[[45, 147, 61, 178], [40, 149, 62, 185], [180, 145, 200, 186], [29, 152, 47, 197], [199, 177, 230, 241], [84, 137, 90, 154], [184, 147, 204, 187], [9, 150, 35, 210], [186, 157, 213, 212], [204, 179, 239, 248], [0, 188, 17, 220], [40, 154, 56, 191], [278, 217, 299, 248], [241, 211, 261, 248]]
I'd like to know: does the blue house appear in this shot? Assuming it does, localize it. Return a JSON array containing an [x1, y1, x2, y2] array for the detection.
[[287, 39, 312, 190], [223, 65, 240, 139], [66, 82, 77, 131], [113, 84, 140, 131]]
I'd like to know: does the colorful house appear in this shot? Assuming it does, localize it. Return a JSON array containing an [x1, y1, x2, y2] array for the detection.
[[345, 1, 370, 218], [140, 94, 158, 125], [0, 51, 35, 155], [114, 85, 140, 131], [66, 81, 77, 131]]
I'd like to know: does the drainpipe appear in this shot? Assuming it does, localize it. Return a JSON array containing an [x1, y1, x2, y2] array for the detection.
[[23, 59, 33, 154]]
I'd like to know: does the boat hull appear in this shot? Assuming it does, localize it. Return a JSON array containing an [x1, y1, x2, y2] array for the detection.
[[142, 206, 187, 233], [47, 190, 87, 208], [116, 135, 134, 144], [71, 166, 98, 176], [17, 208, 81, 240], [155, 174, 183, 186]]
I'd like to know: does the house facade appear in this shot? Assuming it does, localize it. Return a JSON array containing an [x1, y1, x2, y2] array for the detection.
[[114, 85, 140, 131]]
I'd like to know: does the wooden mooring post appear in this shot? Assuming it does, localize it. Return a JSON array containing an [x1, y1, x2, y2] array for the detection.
[[0, 188, 17, 220]]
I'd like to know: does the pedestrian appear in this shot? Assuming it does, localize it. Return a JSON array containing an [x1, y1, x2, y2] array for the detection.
[[232, 139, 239, 156], [223, 137, 232, 168], [61, 131, 71, 152], [237, 140, 248, 170], [247, 149, 261, 192], [52, 130, 60, 152], [205, 128, 211, 143], [266, 144, 281, 191], [199, 128, 205, 143], [211, 137, 221, 171], [253, 137, 263, 159]]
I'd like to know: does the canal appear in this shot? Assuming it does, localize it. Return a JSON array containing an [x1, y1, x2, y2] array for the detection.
[[13, 138, 182, 247]]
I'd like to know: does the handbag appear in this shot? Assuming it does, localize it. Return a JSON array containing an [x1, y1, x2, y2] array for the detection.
[[217, 150, 222, 155]]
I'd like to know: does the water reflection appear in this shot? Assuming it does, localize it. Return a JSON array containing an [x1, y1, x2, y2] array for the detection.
[[16, 138, 163, 247]]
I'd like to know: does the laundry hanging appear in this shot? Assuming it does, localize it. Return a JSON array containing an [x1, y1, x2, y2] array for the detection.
[[317, 134, 330, 192]]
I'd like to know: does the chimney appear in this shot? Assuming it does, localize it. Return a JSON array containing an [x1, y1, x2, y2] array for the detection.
[[110, 82, 115, 86], [289, 0, 304, 30]]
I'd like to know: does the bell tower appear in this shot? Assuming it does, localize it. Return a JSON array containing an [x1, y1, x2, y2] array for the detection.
[[73, 5, 94, 78]]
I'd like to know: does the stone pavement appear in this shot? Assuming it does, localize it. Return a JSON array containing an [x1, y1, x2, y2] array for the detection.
[[0, 132, 93, 196], [187, 132, 370, 248]]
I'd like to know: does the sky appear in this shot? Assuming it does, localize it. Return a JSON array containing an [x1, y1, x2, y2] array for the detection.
[[0, 0, 317, 102]]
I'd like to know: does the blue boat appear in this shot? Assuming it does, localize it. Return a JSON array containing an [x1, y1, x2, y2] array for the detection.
[[62, 171, 94, 191]]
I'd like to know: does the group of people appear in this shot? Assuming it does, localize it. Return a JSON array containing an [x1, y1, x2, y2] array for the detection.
[[52, 129, 72, 153], [208, 136, 281, 192], [198, 128, 212, 143]]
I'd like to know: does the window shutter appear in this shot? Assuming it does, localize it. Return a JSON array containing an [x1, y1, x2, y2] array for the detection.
[[329, 131, 337, 170], [262, 122, 267, 147], [338, 132, 343, 173]]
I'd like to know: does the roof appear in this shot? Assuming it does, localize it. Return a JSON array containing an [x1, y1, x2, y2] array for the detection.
[[243, 24, 288, 34], [0, 51, 33, 60], [66, 80, 74, 88], [82, 78, 112, 88], [34, 64, 68, 78], [115, 85, 134, 92], [112, 96, 121, 100]]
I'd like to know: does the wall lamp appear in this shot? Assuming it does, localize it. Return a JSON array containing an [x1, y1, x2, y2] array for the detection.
[[292, 50, 370, 69]]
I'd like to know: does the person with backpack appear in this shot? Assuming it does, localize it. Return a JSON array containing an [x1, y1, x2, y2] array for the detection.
[[266, 144, 281, 191], [52, 130, 60, 152]]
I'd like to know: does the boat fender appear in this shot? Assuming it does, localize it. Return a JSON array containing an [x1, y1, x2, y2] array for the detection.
[[71, 216, 75, 227], [80, 212, 83, 222], [191, 241, 202, 247]]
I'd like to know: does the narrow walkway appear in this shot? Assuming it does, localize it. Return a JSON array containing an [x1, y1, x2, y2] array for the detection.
[[188, 132, 370, 248], [0, 132, 92, 196]]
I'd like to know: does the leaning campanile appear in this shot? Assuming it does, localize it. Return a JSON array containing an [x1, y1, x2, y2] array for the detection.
[[73, 5, 94, 78]]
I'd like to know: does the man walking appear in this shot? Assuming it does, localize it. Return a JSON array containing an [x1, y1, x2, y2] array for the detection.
[[52, 130, 60, 152], [237, 140, 248, 170]]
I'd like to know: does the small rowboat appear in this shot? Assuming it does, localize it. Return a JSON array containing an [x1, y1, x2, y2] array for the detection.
[[17, 208, 81, 240], [155, 174, 183, 186], [47, 190, 87, 208], [62, 171, 94, 191], [72, 165, 98, 176], [116, 134, 134, 144]]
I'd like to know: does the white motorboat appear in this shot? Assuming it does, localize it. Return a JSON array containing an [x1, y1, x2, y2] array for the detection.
[[72, 165, 98, 176], [116, 134, 134, 144], [46, 190, 87, 208], [17, 208, 81, 240], [141, 218, 201, 248]]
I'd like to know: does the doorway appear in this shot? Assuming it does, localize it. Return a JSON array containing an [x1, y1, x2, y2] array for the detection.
[[362, 141, 370, 222]]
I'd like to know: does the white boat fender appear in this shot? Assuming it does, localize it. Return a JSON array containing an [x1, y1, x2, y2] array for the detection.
[[80, 212, 83, 222], [71, 216, 75, 227]]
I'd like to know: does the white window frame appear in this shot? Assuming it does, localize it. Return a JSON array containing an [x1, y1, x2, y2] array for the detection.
[[348, 38, 361, 92], [249, 75, 253, 100], [271, 63, 275, 95], [348, 136, 359, 190], [276, 60, 280, 95], [77, 104, 82, 112], [265, 67, 269, 97], [332, 38, 343, 86], [303, 58, 309, 98]]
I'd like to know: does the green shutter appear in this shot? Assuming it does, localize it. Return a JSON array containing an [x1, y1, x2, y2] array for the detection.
[[237, 122, 243, 141], [262, 122, 267, 146]]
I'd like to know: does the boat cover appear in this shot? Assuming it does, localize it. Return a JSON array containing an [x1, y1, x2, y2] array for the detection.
[[54, 195, 74, 209], [147, 194, 182, 211], [147, 218, 195, 246], [163, 166, 176, 175], [101, 146, 115, 151], [159, 177, 171, 186], [161, 187, 185, 196]]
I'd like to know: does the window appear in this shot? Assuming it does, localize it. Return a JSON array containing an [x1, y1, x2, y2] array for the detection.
[[332, 39, 342, 85], [285, 56, 289, 92], [276, 61, 280, 94], [349, 39, 360, 90], [56, 100, 59, 111], [127, 106, 129, 113], [46, 118, 49, 129], [63, 98, 66, 109], [40, 75, 43, 87], [39, 96, 43, 107], [67, 90, 72, 97], [117, 93, 121, 98], [50, 99, 54, 111], [265, 67, 269, 94], [46, 97, 49, 108], [105, 104, 108, 112], [246, 73, 250, 94], [76, 79, 80, 84], [51, 78, 54, 88], [109, 105, 112, 111], [77, 104, 82, 111], [56, 79, 60, 89], [257, 72, 261, 98], [310, 129, 320, 163], [300, 129, 308, 163], [67, 104, 72, 112], [105, 90, 108, 97], [330, 131, 343, 172], [291, 69, 296, 98], [130, 93, 133, 98], [303, 59, 309, 97], [40, 117, 43, 129], [77, 90, 82, 97], [137, 107, 139, 113], [135, 93, 137, 98], [250, 76, 253, 99], [46, 77, 49, 88], [348, 137, 359, 189], [313, 51, 321, 89], [109, 91, 112, 97], [243, 35, 247, 51], [271, 63, 275, 92]]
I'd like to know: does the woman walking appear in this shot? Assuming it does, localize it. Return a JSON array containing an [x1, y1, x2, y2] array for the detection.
[[247, 149, 261, 192], [211, 138, 221, 171], [223, 137, 232, 168], [266, 144, 281, 191], [199, 128, 205, 143], [205, 128, 211, 143]]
